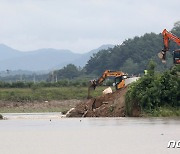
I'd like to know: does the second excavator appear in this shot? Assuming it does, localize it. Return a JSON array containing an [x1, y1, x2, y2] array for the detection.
[[158, 29, 180, 64]]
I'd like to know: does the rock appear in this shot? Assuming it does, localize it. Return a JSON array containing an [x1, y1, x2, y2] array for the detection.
[[102, 87, 112, 95]]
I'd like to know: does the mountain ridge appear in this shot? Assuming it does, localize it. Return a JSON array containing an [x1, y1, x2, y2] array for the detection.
[[0, 44, 114, 71]]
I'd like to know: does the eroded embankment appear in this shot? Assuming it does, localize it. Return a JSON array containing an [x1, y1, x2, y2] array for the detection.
[[66, 86, 141, 117]]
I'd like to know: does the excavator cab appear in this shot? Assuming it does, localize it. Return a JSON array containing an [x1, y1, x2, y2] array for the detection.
[[173, 49, 180, 64], [114, 75, 126, 90]]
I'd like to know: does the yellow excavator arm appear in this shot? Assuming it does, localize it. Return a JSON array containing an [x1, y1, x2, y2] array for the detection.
[[88, 70, 126, 98]]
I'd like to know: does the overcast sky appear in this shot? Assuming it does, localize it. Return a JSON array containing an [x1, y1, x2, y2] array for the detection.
[[0, 0, 179, 53]]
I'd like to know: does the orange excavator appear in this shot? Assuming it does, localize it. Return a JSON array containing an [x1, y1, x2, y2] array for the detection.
[[158, 29, 180, 64], [88, 70, 127, 98]]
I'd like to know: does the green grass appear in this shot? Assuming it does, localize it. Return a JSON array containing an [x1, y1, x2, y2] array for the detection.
[[142, 106, 180, 117], [0, 86, 112, 102]]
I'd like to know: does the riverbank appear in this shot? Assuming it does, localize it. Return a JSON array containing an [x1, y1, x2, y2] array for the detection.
[[142, 106, 180, 117], [66, 86, 180, 117], [0, 98, 179, 118], [0, 87, 179, 117], [0, 100, 80, 114]]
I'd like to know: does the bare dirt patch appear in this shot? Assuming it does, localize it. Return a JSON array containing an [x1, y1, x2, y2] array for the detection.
[[66, 86, 139, 117], [66, 86, 141, 117], [0, 100, 81, 113]]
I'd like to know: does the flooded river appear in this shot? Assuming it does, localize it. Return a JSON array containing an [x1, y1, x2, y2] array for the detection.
[[0, 113, 180, 154]]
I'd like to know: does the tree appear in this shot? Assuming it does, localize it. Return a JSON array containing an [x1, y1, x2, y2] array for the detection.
[[57, 64, 80, 79], [120, 58, 138, 74], [171, 21, 180, 35]]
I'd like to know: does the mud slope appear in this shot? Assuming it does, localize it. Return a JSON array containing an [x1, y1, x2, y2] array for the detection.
[[66, 86, 132, 117]]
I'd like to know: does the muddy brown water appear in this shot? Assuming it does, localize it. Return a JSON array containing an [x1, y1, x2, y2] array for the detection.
[[0, 114, 180, 154]]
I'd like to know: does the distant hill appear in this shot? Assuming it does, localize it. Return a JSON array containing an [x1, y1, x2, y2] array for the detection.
[[0, 44, 25, 60], [0, 44, 114, 71], [66, 44, 114, 67], [85, 23, 180, 75]]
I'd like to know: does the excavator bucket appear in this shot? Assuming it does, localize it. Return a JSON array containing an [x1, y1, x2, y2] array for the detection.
[[87, 80, 97, 99], [158, 51, 166, 63]]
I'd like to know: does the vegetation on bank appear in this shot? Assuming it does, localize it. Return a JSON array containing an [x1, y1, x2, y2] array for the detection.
[[0, 86, 109, 102], [0, 78, 90, 88], [125, 62, 180, 117], [143, 106, 180, 117]]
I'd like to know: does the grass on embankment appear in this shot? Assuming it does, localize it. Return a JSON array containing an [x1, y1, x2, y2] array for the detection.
[[142, 106, 180, 117]]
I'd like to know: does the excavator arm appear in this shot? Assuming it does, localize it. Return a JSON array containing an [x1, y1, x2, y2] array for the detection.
[[88, 70, 126, 98], [158, 29, 180, 64], [89, 70, 125, 89]]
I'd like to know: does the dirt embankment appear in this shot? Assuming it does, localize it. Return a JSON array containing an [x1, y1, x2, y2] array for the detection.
[[66, 86, 140, 117]]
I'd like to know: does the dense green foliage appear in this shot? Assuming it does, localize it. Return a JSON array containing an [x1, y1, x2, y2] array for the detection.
[[125, 63, 180, 116], [85, 22, 180, 75], [47, 64, 83, 81]]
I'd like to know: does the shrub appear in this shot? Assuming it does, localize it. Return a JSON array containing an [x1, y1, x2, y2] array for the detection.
[[125, 62, 180, 116]]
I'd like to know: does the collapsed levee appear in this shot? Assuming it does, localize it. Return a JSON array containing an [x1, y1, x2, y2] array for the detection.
[[66, 86, 140, 117]]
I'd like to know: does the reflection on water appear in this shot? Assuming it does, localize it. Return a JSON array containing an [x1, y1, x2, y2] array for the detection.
[[0, 115, 180, 154]]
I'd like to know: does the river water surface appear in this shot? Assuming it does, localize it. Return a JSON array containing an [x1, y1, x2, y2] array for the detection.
[[0, 113, 180, 154]]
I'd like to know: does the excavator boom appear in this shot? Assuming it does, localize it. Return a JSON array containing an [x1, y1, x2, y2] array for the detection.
[[162, 29, 180, 48], [158, 29, 180, 64]]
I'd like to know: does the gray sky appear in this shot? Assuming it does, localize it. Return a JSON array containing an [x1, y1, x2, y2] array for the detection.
[[0, 0, 179, 53]]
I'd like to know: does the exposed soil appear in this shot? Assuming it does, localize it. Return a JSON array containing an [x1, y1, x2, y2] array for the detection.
[[0, 100, 81, 113], [66, 86, 140, 117]]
